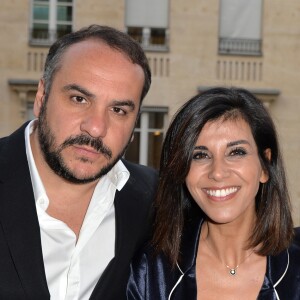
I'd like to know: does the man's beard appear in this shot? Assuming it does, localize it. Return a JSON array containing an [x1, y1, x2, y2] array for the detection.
[[37, 100, 130, 184]]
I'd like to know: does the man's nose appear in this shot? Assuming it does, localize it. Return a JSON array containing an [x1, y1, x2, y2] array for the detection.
[[80, 108, 108, 138]]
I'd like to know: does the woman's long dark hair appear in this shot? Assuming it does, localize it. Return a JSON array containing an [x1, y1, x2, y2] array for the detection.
[[152, 87, 294, 267]]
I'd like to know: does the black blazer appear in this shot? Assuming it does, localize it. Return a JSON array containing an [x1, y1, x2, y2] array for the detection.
[[0, 123, 158, 300]]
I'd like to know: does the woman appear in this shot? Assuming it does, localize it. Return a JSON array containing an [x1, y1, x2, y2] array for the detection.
[[127, 87, 300, 299]]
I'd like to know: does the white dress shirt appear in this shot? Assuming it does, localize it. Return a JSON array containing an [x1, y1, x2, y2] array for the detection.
[[24, 120, 130, 300]]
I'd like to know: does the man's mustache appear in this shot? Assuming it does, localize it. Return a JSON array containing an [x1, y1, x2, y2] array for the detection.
[[60, 135, 112, 159]]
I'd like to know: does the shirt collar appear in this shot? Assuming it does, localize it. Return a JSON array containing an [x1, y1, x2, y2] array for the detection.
[[106, 160, 130, 191], [25, 120, 130, 210], [25, 120, 47, 209]]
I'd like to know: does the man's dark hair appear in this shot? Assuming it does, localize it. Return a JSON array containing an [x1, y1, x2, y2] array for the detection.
[[42, 24, 151, 102]]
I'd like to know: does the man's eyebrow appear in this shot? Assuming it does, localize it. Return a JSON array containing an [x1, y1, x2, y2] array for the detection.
[[227, 140, 250, 147], [62, 84, 95, 98], [112, 100, 136, 111], [62, 84, 136, 111]]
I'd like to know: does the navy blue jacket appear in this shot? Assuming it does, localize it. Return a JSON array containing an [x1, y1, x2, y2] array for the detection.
[[127, 214, 300, 299]]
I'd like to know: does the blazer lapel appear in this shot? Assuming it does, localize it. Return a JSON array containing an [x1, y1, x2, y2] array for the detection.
[[114, 184, 147, 256], [0, 124, 49, 299], [90, 167, 154, 299]]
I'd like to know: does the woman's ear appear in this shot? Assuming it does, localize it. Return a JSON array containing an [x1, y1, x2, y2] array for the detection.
[[264, 148, 271, 161], [260, 148, 271, 183]]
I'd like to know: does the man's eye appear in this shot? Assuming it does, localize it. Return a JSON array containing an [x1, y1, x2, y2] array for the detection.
[[72, 96, 87, 103], [192, 151, 210, 160], [112, 107, 126, 115], [229, 147, 247, 156]]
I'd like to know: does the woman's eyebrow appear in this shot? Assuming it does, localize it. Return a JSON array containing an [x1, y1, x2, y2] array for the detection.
[[194, 145, 208, 150], [227, 140, 250, 147]]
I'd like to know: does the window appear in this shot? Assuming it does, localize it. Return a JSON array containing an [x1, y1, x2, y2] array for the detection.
[[30, 0, 73, 46], [219, 0, 262, 56], [125, 0, 169, 51], [124, 107, 168, 169], [26, 102, 35, 120]]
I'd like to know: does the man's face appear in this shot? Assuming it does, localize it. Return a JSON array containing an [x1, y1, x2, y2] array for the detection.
[[34, 39, 145, 183]]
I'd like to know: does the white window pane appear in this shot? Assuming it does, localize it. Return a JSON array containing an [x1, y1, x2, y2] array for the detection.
[[33, 5, 49, 20], [27, 103, 35, 121], [56, 24, 72, 38], [220, 0, 262, 39], [57, 5, 72, 21], [32, 23, 49, 39], [125, 109, 167, 168], [30, 0, 73, 45], [125, 0, 169, 28]]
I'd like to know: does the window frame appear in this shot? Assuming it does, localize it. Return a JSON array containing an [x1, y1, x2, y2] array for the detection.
[[126, 26, 169, 52], [124, 106, 168, 168], [218, 0, 263, 56], [29, 0, 73, 46]]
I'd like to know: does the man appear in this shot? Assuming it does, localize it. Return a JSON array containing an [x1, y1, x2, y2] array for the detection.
[[0, 25, 157, 299]]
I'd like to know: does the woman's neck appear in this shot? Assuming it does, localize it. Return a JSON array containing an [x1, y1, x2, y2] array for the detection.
[[201, 219, 256, 268]]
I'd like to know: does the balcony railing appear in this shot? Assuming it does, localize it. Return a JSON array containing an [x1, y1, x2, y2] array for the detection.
[[219, 37, 262, 56]]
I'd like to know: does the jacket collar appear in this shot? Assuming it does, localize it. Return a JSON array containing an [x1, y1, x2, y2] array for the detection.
[[178, 212, 289, 292], [178, 211, 203, 272]]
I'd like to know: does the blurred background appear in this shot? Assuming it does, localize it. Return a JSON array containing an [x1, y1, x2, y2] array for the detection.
[[0, 0, 299, 225]]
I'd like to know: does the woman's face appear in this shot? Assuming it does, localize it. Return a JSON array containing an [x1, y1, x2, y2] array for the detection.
[[185, 117, 269, 225]]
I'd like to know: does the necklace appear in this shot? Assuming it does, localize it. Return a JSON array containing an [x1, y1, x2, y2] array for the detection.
[[225, 250, 254, 276], [202, 224, 254, 276]]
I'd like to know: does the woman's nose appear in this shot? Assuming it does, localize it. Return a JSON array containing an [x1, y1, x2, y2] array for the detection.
[[208, 158, 230, 181]]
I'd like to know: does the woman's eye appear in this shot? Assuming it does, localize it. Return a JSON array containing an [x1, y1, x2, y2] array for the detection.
[[193, 151, 210, 160], [229, 147, 247, 156]]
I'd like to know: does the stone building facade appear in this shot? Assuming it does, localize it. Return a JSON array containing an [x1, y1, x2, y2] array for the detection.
[[0, 0, 299, 224]]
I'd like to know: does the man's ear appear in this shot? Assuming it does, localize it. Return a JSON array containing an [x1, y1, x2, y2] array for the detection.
[[33, 79, 46, 118], [260, 148, 271, 183]]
